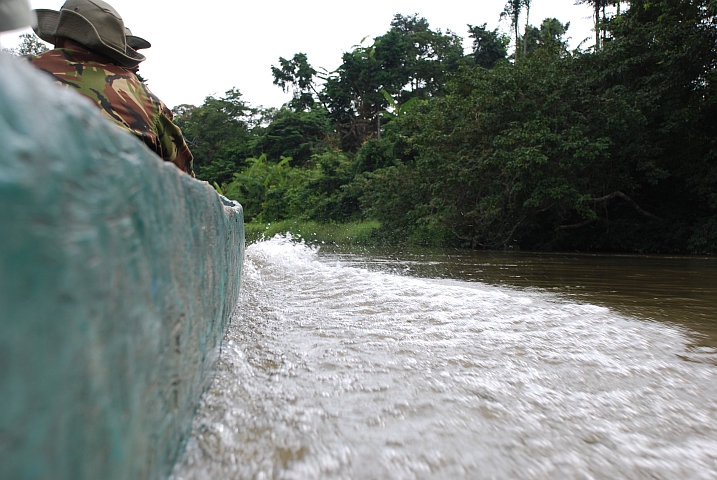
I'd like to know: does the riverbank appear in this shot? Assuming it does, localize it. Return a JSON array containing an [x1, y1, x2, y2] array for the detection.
[[244, 219, 459, 248], [245, 219, 381, 246]]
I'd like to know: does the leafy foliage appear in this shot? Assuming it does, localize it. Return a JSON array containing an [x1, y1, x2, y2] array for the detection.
[[467, 24, 509, 68], [355, 1, 717, 252], [177, 4, 717, 253], [252, 108, 331, 166], [222, 150, 358, 223], [271, 53, 323, 111], [173, 89, 256, 185], [2, 33, 49, 56], [317, 14, 465, 151]]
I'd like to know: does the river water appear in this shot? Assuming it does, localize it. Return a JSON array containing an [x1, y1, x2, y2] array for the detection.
[[171, 235, 717, 479]]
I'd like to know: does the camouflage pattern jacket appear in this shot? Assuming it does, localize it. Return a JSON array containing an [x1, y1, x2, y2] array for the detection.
[[30, 46, 194, 176]]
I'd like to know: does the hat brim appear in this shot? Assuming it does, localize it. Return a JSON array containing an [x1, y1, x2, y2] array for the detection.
[[33, 9, 60, 44], [32, 8, 145, 68], [126, 34, 151, 50]]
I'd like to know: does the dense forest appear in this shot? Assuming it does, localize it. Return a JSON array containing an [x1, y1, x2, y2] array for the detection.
[[173, 0, 717, 253]]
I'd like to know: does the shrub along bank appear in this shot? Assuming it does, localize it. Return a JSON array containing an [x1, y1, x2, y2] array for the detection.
[[245, 220, 381, 246]]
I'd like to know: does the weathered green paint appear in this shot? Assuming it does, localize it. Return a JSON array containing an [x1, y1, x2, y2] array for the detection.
[[0, 55, 244, 480]]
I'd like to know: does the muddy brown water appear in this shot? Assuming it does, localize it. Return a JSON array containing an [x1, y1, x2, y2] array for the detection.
[[171, 236, 717, 479]]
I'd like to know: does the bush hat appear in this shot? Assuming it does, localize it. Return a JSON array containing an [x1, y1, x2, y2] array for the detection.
[[33, 0, 145, 68], [0, 0, 34, 32], [125, 27, 150, 50]]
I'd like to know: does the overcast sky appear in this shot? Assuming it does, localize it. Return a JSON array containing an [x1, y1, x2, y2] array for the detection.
[[2, 0, 597, 110]]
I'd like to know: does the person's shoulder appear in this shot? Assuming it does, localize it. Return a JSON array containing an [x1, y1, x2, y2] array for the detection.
[[29, 48, 85, 66], [28, 48, 71, 71], [29, 48, 60, 61], [138, 82, 173, 116]]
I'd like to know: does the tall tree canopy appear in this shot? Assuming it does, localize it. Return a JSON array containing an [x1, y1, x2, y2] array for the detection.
[[269, 14, 464, 151], [467, 23, 509, 68], [173, 89, 257, 185], [271, 53, 323, 112]]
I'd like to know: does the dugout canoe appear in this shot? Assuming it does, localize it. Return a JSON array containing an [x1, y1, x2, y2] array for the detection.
[[0, 54, 244, 480]]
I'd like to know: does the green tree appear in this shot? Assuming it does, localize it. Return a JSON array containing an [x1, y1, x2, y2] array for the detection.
[[321, 40, 384, 151], [356, 0, 717, 252], [222, 150, 359, 223], [538, 18, 570, 54], [501, 0, 529, 61], [386, 14, 464, 101], [318, 14, 464, 151], [173, 88, 257, 185], [520, 18, 570, 58], [467, 24, 508, 68], [357, 48, 657, 249], [3, 33, 49, 56], [576, 0, 615, 50], [271, 53, 325, 111], [252, 108, 330, 166], [223, 155, 310, 222], [586, 0, 717, 251]]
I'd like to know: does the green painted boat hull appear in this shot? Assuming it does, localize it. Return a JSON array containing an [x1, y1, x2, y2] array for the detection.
[[0, 55, 244, 480]]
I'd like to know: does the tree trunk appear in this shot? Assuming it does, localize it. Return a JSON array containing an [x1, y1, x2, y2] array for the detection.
[[522, 1, 531, 59], [595, 3, 600, 50]]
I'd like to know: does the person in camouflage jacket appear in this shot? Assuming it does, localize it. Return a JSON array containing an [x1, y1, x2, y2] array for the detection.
[[28, 0, 194, 176]]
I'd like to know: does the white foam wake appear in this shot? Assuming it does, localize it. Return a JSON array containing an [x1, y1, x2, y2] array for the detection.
[[173, 236, 717, 479]]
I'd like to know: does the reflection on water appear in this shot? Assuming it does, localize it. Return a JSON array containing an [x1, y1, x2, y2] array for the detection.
[[171, 236, 717, 479]]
